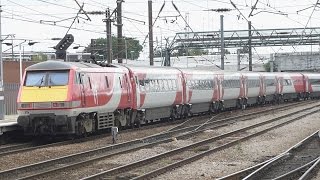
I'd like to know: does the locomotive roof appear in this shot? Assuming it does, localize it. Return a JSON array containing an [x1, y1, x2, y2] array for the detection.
[[26, 60, 102, 71]]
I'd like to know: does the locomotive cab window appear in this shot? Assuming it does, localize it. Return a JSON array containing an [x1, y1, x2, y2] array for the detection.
[[24, 70, 69, 87]]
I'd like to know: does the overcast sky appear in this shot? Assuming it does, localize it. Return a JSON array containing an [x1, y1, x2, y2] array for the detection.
[[1, 0, 319, 59]]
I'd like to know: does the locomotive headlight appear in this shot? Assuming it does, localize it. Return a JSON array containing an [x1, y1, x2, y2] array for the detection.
[[18, 103, 33, 109], [51, 101, 71, 108]]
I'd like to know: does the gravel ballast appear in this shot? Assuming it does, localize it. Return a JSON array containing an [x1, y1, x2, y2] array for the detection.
[[0, 102, 319, 179], [0, 124, 175, 171], [155, 110, 320, 179]]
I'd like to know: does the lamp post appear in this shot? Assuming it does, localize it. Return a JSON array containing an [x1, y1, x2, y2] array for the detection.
[[18, 41, 38, 83]]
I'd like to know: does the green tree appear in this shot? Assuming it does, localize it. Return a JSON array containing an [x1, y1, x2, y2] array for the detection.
[[176, 48, 208, 56], [263, 61, 277, 72], [31, 53, 47, 62], [85, 37, 143, 61]]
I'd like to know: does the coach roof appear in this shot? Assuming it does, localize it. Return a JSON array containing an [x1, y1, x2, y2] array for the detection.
[[26, 60, 102, 71]]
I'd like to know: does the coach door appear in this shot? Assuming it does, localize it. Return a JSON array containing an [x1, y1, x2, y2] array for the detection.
[[242, 75, 247, 98], [124, 74, 131, 103], [79, 72, 86, 107], [277, 76, 284, 94], [218, 74, 224, 100]]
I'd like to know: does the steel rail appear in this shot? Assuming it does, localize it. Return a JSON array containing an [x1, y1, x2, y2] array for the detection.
[[242, 130, 320, 180], [82, 105, 320, 179], [0, 101, 304, 157], [0, 143, 32, 154], [165, 101, 302, 133], [299, 157, 320, 180], [1, 101, 310, 180], [218, 130, 320, 180]]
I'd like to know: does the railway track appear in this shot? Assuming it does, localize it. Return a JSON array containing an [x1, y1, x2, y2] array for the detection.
[[82, 104, 319, 180], [0, 143, 33, 155], [0, 101, 315, 180], [0, 112, 200, 157], [166, 101, 303, 132], [219, 130, 320, 180], [0, 101, 301, 157]]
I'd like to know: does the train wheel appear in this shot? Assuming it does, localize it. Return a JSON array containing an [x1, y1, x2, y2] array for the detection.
[[115, 119, 123, 131], [136, 121, 141, 128], [209, 103, 215, 114], [77, 125, 87, 138], [236, 99, 241, 109]]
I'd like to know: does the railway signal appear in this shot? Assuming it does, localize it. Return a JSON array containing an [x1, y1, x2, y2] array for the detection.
[[55, 34, 74, 61]]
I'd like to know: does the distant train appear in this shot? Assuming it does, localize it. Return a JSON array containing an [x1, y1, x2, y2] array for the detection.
[[16, 60, 320, 136]]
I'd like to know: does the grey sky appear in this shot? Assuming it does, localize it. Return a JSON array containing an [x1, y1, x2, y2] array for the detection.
[[1, 0, 319, 58]]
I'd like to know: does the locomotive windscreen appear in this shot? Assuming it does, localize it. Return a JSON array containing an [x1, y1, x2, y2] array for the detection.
[[24, 70, 69, 87]]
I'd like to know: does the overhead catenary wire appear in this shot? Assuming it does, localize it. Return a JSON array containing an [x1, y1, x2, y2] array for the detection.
[[142, 1, 166, 46], [2, 15, 105, 34]]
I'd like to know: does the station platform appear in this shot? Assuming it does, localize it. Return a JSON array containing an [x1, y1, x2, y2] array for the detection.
[[0, 115, 20, 135]]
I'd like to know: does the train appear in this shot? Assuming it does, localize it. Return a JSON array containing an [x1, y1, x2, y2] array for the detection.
[[16, 60, 320, 136]]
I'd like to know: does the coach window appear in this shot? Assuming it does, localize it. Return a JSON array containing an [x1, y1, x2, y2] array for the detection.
[[149, 80, 154, 92], [194, 80, 198, 89], [168, 79, 172, 91], [158, 80, 163, 91], [160, 80, 165, 91], [167, 80, 171, 91], [187, 80, 191, 89], [163, 80, 168, 91], [163, 79, 168, 91], [144, 79, 150, 91], [139, 79, 145, 91], [255, 80, 260, 87], [154, 80, 158, 92], [206, 80, 211, 89], [310, 79, 320, 85], [223, 80, 228, 88], [284, 79, 291, 86], [88, 77, 92, 89], [266, 79, 274, 86], [159, 80, 163, 91], [79, 73, 83, 84], [105, 76, 109, 88], [172, 80, 176, 90], [200, 80, 205, 90], [204, 80, 208, 89], [209, 80, 213, 89], [206, 80, 209, 89], [202, 80, 206, 89], [156, 80, 160, 91], [119, 77, 122, 88], [231, 80, 234, 88], [139, 79, 145, 86], [199, 80, 204, 89]]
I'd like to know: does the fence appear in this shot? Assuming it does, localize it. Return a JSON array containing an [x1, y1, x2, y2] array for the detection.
[[4, 83, 20, 115]]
